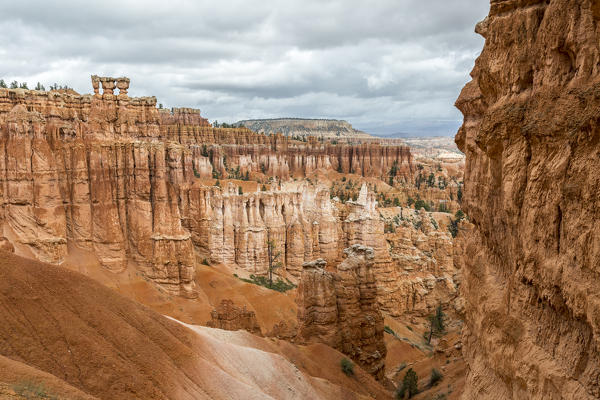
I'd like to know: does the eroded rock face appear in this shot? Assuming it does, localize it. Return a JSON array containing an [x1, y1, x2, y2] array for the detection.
[[0, 77, 412, 300], [342, 184, 402, 316], [189, 182, 342, 278], [206, 299, 262, 336], [296, 245, 386, 381], [386, 208, 459, 316], [455, 1, 600, 398]]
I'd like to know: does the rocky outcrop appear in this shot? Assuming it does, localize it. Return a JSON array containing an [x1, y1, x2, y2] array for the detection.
[[0, 76, 412, 299], [235, 118, 372, 139], [206, 299, 262, 336], [296, 245, 387, 380], [341, 184, 404, 316], [384, 208, 459, 316], [187, 182, 342, 277], [455, 1, 600, 398]]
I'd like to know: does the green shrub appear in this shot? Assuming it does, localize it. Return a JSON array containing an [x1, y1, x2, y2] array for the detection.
[[429, 368, 443, 387], [384, 325, 396, 335], [396, 368, 418, 399], [449, 209, 465, 238], [425, 305, 446, 344], [235, 274, 296, 293], [12, 381, 57, 399], [201, 258, 210, 266], [341, 358, 354, 376], [414, 199, 431, 211]]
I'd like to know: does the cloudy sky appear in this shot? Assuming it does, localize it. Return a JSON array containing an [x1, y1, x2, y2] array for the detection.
[[0, 1, 489, 136]]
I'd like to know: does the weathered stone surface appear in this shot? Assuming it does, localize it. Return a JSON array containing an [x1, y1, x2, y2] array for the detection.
[[296, 245, 386, 381], [385, 208, 459, 316], [0, 237, 13, 253], [455, 1, 600, 398], [206, 299, 262, 336], [342, 184, 400, 316], [0, 78, 412, 300]]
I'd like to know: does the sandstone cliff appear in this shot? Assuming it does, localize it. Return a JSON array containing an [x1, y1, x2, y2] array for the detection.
[[0, 76, 412, 300], [296, 245, 387, 381], [456, 1, 600, 398], [235, 118, 373, 139]]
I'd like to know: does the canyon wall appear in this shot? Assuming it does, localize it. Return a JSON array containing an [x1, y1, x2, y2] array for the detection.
[[296, 245, 387, 380], [455, 0, 600, 398], [0, 77, 412, 300]]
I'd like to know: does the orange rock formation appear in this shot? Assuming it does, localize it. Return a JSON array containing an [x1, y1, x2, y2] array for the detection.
[[456, 0, 600, 398], [296, 245, 387, 381], [0, 76, 412, 301], [206, 299, 262, 336]]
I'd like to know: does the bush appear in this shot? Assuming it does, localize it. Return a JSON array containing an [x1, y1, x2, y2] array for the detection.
[[396, 368, 418, 399], [414, 199, 431, 211], [429, 368, 443, 387], [12, 381, 56, 399], [425, 305, 446, 344], [448, 209, 465, 238], [201, 258, 210, 266], [341, 358, 354, 376], [384, 325, 396, 335], [235, 274, 296, 293]]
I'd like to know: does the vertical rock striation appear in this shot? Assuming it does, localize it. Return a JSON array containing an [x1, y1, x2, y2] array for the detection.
[[456, 1, 600, 398], [296, 245, 387, 380], [0, 76, 412, 300]]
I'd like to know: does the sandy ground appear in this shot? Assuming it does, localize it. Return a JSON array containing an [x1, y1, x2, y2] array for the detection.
[[0, 250, 391, 399], [62, 244, 299, 334]]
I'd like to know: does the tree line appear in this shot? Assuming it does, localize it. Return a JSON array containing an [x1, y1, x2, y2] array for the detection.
[[0, 79, 72, 91]]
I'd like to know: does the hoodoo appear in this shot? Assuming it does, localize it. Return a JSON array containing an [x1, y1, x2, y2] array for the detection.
[[0, 76, 412, 299]]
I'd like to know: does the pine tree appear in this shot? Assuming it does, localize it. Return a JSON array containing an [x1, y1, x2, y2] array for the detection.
[[0, 79, 6, 88], [396, 368, 418, 399], [9, 81, 18, 89], [35, 82, 45, 91]]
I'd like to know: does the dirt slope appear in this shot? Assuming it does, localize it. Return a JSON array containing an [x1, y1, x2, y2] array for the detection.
[[0, 251, 390, 399]]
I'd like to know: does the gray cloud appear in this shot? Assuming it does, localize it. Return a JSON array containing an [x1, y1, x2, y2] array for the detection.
[[0, 0, 489, 136]]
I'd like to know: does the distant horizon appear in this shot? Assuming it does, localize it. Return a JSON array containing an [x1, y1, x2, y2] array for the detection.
[[231, 116, 460, 137]]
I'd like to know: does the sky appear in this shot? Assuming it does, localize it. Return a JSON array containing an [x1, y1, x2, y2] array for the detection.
[[0, 1, 489, 136]]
